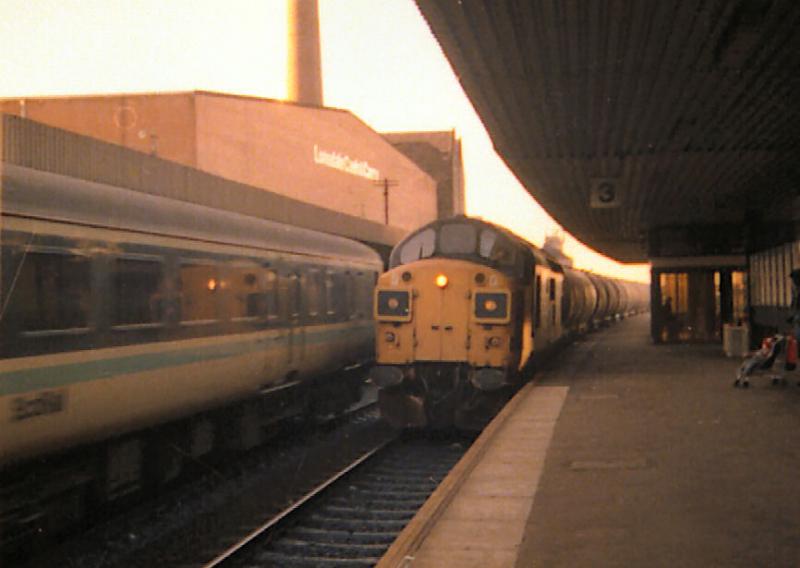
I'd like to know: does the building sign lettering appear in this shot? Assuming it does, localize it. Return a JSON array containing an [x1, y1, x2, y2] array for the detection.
[[313, 145, 380, 181]]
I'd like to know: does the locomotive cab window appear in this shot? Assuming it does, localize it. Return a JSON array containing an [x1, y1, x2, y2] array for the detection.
[[112, 257, 164, 327], [11, 251, 92, 333], [398, 228, 435, 264], [439, 223, 476, 254]]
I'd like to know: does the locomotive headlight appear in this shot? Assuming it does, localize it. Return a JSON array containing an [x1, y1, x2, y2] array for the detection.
[[385, 331, 396, 342], [487, 336, 502, 348], [435, 274, 449, 288], [376, 290, 412, 322], [207, 278, 218, 291], [474, 291, 510, 323]]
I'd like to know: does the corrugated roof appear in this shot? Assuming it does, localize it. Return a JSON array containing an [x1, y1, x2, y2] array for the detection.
[[416, 0, 800, 261]]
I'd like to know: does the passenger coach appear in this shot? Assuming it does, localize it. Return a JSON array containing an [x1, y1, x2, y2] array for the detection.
[[0, 164, 381, 539]]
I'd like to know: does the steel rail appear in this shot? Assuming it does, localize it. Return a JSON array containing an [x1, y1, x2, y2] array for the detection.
[[202, 436, 396, 568]]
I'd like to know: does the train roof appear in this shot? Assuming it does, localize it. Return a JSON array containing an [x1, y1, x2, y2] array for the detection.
[[2, 164, 382, 266], [390, 215, 557, 270]]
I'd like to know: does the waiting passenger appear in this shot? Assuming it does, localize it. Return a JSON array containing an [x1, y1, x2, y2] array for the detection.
[[789, 269, 800, 339]]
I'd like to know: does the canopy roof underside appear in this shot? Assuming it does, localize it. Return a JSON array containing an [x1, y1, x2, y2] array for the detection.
[[417, 0, 800, 261]]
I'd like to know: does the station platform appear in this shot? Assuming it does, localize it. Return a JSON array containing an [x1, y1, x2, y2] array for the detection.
[[379, 315, 800, 567]]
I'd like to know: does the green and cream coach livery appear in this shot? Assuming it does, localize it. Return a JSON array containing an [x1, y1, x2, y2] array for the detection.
[[0, 164, 381, 529]]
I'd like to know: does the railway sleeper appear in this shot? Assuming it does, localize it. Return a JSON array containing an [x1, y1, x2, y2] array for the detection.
[[286, 526, 399, 546], [255, 551, 379, 567], [316, 504, 415, 521], [305, 515, 409, 533], [271, 539, 388, 558]]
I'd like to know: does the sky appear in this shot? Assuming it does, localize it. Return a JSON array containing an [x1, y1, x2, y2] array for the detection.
[[0, 0, 650, 282]]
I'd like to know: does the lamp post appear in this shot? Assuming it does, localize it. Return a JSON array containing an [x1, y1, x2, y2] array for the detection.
[[373, 177, 398, 225]]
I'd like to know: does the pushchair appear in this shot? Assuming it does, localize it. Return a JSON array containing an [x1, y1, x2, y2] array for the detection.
[[734, 333, 797, 388]]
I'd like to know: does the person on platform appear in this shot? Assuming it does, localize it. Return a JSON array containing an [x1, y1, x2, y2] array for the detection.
[[789, 269, 800, 339]]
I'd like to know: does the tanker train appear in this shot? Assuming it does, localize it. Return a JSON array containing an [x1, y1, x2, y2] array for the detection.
[[371, 216, 648, 429], [0, 164, 382, 547]]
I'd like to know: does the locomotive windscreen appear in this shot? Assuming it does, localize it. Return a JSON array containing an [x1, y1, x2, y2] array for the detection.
[[392, 219, 519, 273]]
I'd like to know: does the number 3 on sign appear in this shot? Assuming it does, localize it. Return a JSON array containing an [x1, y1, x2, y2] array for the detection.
[[590, 178, 621, 208]]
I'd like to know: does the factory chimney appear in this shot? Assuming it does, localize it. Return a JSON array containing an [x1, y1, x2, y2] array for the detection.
[[287, 0, 323, 106]]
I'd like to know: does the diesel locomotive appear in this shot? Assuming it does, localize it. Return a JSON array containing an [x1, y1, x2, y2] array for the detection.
[[0, 164, 382, 546], [371, 216, 648, 429]]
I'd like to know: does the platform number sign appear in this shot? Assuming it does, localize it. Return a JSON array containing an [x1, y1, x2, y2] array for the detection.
[[590, 178, 622, 208]]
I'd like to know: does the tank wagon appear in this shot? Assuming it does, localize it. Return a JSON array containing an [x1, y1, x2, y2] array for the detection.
[[371, 216, 648, 430], [0, 164, 382, 544]]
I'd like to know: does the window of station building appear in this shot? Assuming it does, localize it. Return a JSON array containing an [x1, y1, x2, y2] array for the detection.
[[659, 272, 689, 316], [439, 223, 477, 255], [732, 271, 748, 323], [548, 278, 556, 301], [399, 228, 435, 264], [112, 257, 164, 326], [12, 251, 91, 332], [179, 262, 219, 323]]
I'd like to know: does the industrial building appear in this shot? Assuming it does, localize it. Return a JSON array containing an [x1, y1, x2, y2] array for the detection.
[[0, 92, 464, 239]]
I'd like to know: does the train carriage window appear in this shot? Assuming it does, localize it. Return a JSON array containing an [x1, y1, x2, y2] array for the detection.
[[226, 264, 261, 321], [112, 258, 163, 326], [439, 224, 477, 255], [399, 229, 435, 264], [287, 273, 301, 320], [262, 269, 279, 321], [304, 270, 325, 319], [325, 271, 348, 319], [351, 271, 374, 319], [344, 272, 356, 319], [12, 251, 91, 332], [179, 262, 219, 323]]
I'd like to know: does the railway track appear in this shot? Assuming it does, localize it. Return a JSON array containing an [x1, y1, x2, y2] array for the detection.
[[20, 397, 389, 568], [206, 435, 474, 568]]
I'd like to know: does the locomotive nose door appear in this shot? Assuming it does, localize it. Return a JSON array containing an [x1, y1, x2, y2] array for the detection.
[[414, 269, 470, 362]]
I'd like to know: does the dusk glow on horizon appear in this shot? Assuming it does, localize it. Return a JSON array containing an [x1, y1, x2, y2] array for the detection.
[[0, 0, 650, 282]]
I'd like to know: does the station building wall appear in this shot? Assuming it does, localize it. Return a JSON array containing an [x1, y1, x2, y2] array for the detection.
[[0, 91, 438, 234]]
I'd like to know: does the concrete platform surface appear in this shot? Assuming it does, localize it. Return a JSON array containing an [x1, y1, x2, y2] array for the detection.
[[387, 315, 800, 567]]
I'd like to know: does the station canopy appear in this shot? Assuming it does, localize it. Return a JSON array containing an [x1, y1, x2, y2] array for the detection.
[[416, 0, 800, 262]]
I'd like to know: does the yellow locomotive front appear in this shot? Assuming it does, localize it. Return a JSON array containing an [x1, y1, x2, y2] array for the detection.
[[372, 217, 530, 429]]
